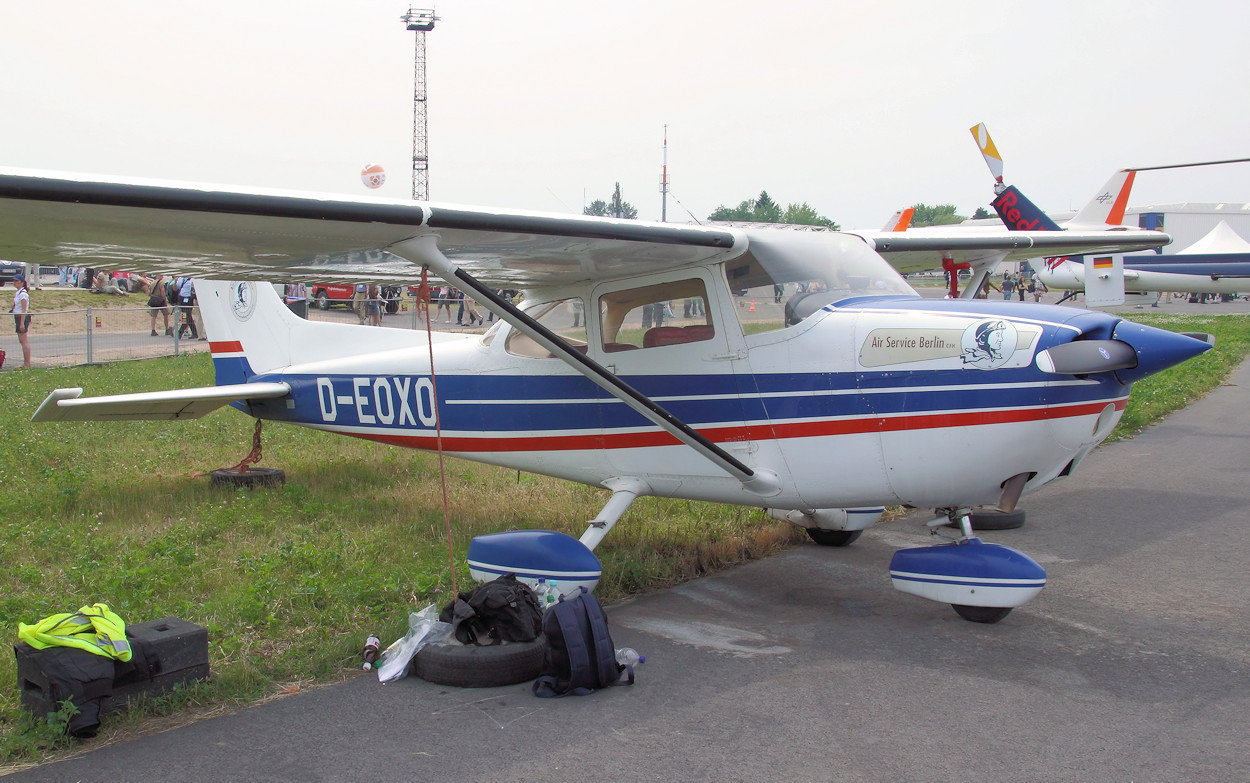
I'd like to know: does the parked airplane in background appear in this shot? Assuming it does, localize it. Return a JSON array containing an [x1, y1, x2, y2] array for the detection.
[[0, 165, 1207, 624], [971, 123, 1250, 301], [1037, 221, 1250, 301]]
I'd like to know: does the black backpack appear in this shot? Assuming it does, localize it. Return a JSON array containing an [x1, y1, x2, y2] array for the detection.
[[439, 574, 542, 646], [532, 587, 634, 697]]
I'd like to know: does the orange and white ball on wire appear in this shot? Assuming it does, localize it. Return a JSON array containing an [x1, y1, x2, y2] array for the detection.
[[360, 164, 386, 190]]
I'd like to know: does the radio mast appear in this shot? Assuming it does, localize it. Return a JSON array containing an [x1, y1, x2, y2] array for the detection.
[[400, 8, 437, 201], [659, 125, 669, 222]]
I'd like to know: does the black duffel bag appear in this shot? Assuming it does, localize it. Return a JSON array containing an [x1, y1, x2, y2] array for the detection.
[[439, 574, 542, 646]]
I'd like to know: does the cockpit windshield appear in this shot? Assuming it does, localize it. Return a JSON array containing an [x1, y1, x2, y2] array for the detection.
[[724, 230, 916, 331]]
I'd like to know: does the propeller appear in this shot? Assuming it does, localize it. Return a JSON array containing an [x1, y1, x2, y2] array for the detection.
[[970, 122, 1006, 192]]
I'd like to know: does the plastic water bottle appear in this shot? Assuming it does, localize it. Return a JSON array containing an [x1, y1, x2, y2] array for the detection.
[[615, 647, 644, 666], [545, 580, 559, 607], [362, 634, 381, 670], [534, 578, 549, 607]]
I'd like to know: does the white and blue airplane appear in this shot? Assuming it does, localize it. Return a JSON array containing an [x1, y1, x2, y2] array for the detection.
[[0, 166, 1210, 623]]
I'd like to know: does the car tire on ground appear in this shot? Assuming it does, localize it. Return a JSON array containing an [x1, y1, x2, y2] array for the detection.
[[413, 636, 547, 688], [314, 290, 330, 310], [209, 467, 286, 489]]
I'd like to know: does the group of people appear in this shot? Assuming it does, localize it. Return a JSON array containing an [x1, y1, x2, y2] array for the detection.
[[137, 276, 201, 339], [986, 270, 1046, 302], [430, 285, 486, 327]]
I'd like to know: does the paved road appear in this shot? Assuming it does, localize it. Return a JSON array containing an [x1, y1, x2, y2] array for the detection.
[[8, 355, 1249, 780]]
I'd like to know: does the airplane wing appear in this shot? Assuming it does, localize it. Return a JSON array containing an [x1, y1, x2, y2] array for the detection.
[[0, 168, 1169, 287], [0, 168, 740, 288], [846, 227, 1170, 274], [32, 383, 292, 422]]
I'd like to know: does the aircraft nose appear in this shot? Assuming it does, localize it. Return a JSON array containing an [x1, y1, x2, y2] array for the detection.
[[1110, 320, 1213, 384]]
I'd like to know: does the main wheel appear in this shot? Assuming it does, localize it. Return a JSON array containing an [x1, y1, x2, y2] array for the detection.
[[413, 637, 546, 688], [952, 604, 1012, 623], [805, 528, 862, 547], [968, 509, 1025, 530], [314, 290, 330, 310], [944, 509, 1026, 532]]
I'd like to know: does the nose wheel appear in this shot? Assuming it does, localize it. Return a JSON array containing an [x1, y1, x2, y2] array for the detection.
[[952, 604, 1012, 623], [892, 508, 1046, 623]]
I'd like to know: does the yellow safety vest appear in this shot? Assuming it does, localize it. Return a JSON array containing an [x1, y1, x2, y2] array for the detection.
[[18, 603, 132, 661]]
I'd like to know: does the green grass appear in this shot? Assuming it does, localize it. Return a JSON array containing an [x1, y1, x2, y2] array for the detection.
[[0, 355, 801, 764], [1, 312, 1246, 764], [1104, 314, 1250, 441]]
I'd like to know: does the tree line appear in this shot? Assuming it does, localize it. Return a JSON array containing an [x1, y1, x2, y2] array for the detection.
[[585, 183, 991, 228]]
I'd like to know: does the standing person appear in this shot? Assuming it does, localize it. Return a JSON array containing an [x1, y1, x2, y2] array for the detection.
[[1001, 272, 1014, 301], [434, 286, 453, 323], [1031, 273, 1046, 303], [284, 282, 308, 318], [9, 270, 31, 367], [147, 275, 172, 336], [352, 283, 368, 325], [175, 277, 200, 339], [366, 284, 383, 326], [462, 292, 483, 326]]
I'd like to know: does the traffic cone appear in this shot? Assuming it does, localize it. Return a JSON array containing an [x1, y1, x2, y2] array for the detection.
[[749, 300, 756, 312]]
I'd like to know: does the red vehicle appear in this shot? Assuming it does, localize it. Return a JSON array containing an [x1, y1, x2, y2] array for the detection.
[[310, 283, 404, 313], [310, 283, 355, 310]]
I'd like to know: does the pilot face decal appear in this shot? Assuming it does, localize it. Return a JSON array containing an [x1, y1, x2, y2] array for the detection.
[[961, 319, 1017, 369]]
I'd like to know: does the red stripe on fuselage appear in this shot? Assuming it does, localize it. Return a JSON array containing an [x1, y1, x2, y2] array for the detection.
[[336, 398, 1128, 453], [210, 340, 244, 354]]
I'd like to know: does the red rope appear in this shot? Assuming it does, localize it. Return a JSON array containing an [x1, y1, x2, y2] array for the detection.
[[228, 419, 264, 473], [420, 268, 458, 597]]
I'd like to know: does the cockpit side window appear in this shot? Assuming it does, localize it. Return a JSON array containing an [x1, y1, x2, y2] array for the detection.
[[504, 297, 588, 358], [724, 231, 916, 336], [597, 278, 713, 352]]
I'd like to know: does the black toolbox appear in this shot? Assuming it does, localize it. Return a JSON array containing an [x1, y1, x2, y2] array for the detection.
[[15, 616, 210, 724]]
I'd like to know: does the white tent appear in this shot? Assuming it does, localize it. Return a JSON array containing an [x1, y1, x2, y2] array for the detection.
[[1176, 220, 1250, 255]]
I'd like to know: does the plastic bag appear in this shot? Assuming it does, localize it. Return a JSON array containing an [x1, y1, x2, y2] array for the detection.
[[375, 604, 453, 683]]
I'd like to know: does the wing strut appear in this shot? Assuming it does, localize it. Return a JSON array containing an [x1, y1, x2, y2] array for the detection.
[[393, 236, 781, 496]]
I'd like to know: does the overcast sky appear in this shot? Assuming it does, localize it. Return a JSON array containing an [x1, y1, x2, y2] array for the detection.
[[2, 1, 1247, 229]]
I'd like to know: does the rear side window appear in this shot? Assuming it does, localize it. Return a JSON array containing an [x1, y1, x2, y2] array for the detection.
[[597, 279, 712, 352]]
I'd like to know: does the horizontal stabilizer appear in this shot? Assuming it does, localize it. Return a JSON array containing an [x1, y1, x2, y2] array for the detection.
[[31, 382, 291, 422], [1035, 340, 1138, 375]]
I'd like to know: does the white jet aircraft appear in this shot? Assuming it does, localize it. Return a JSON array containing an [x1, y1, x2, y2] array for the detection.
[[970, 123, 1250, 302], [0, 167, 1210, 623]]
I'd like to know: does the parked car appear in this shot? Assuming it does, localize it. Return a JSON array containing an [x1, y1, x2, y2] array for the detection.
[[0, 261, 24, 284], [310, 284, 355, 310], [310, 283, 404, 314]]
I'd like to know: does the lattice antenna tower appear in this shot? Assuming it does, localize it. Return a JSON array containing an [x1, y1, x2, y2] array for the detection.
[[401, 8, 437, 201]]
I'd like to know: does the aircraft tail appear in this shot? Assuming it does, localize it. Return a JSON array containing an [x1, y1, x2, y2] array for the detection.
[[881, 207, 915, 232], [989, 185, 1063, 232], [1066, 170, 1136, 228], [970, 124, 1062, 233], [196, 280, 427, 385]]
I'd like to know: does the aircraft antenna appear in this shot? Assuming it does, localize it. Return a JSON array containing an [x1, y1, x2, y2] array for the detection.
[[659, 124, 669, 222], [401, 8, 438, 201], [1126, 157, 1250, 172]]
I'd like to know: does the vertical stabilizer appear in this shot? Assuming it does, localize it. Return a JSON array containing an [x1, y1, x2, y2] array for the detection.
[[195, 280, 436, 387], [1067, 170, 1136, 228]]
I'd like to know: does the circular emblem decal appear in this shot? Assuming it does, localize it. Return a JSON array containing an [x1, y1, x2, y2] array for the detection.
[[231, 281, 257, 321], [960, 319, 1018, 370]]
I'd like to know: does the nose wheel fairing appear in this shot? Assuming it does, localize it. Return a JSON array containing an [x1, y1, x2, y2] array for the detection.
[[889, 537, 1046, 611]]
